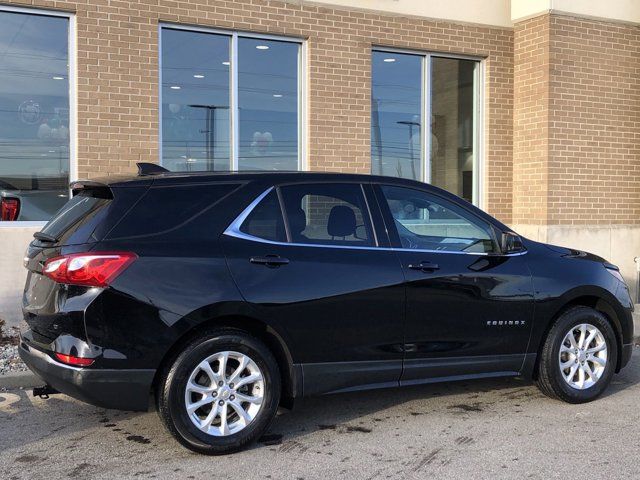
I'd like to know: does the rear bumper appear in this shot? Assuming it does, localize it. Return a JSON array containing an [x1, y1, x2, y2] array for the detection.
[[19, 340, 155, 411]]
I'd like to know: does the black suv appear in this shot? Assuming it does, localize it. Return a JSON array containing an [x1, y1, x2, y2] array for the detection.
[[20, 166, 634, 454]]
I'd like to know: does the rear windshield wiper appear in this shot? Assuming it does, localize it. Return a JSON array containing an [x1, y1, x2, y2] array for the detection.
[[33, 232, 58, 243]]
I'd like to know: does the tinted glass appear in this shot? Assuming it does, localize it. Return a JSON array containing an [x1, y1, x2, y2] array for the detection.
[[108, 184, 239, 239], [40, 191, 110, 244], [371, 51, 422, 180], [0, 11, 70, 221], [239, 190, 286, 242], [280, 184, 373, 246], [238, 38, 299, 170], [431, 57, 478, 202], [381, 185, 495, 253], [161, 29, 230, 172]]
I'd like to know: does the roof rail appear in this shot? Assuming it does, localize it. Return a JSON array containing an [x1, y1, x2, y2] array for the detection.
[[136, 162, 169, 176]]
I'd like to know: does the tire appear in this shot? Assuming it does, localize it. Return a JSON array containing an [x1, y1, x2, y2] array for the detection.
[[157, 328, 281, 454], [535, 306, 618, 403]]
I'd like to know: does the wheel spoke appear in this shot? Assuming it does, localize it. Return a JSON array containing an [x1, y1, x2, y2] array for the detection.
[[219, 403, 229, 435], [590, 356, 606, 367], [187, 395, 215, 414], [578, 324, 587, 349], [568, 333, 579, 350], [198, 361, 220, 385], [186, 381, 210, 395], [560, 359, 575, 370], [565, 364, 578, 383], [229, 400, 252, 424], [586, 344, 606, 354], [577, 365, 586, 388], [583, 362, 597, 382], [560, 344, 574, 353], [234, 372, 262, 389], [218, 352, 229, 381], [228, 355, 249, 385], [235, 392, 262, 404], [583, 329, 597, 349], [199, 404, 220, 431]]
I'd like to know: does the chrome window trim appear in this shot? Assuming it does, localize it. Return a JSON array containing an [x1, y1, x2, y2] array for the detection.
[[223, 187, 528, 257]]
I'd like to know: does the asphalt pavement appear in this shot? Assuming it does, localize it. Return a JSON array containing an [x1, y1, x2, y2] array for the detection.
[[2, 350, 640, 480]]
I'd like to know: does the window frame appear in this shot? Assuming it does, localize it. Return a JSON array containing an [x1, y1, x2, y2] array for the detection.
[[371, 47, 485, 208], [225, 181, 380, 250], [0, 5, 77, 228], [158, 23, 307, 173]]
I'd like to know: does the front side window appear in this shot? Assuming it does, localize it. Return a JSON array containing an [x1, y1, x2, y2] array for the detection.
[[161, 27, 301, 172], [280, 184, 374, 247], [380, 185, 496, 253], [0, 10, 70, 221], [372, 51, 480, 204]]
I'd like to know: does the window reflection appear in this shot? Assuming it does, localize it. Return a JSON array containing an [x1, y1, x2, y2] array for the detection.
[[161, 29, 230, 171], [0, 11, 70, 221], [371, 51, 480, 204], [431, 57, 477, 202], [238, 38, 299, 170], [371, 51, 422, 180]]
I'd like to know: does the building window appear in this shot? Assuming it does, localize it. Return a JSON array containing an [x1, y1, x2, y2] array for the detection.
[[371, 50, 481, 204], [160, 26, 302, 172], [0, 9, 71, 222]]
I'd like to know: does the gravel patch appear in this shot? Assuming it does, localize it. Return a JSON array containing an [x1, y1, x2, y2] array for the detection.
[[0, 342, 27, 376]]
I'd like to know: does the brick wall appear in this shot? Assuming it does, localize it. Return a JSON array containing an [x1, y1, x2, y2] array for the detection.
[[514, 13, 640, 226], [512, 14, 550, 226], [8, 0, 514, 223], [547, 15, 640, 225]]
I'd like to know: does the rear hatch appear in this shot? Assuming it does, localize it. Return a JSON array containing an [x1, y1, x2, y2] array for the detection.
[[22, 180, 149, 343]]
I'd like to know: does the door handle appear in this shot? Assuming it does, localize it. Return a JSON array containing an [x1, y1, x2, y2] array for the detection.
[[408, 261, 440, 272], [250, 255, 290, 268]]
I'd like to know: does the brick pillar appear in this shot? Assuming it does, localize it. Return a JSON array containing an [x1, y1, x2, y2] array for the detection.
[[512, 13, 640, 291]]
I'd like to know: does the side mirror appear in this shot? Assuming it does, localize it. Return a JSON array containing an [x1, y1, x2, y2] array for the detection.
[[500, 232, 525, 254]]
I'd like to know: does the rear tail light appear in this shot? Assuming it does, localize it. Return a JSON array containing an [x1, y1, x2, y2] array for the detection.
[[1, 197, 20, 221], [55, 352, 95, 367], [43, 252, 137, 287]]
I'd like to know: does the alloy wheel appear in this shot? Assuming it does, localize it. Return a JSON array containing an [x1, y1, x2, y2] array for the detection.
[[184, 351, 265, 436], [558, 323, 608, 390]]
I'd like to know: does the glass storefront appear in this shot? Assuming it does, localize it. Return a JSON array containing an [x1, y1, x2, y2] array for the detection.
[[161, 27, 301, 172], [371, 50, 480, 204], [0, 10, 70, 221]]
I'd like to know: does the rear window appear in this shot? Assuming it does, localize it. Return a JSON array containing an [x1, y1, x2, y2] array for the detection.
[[40, 190, 111, 245], [107, 183, 240, 239]]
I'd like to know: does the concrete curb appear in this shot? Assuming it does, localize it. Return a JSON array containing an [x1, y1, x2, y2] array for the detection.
[[0, 370, 40, 390]]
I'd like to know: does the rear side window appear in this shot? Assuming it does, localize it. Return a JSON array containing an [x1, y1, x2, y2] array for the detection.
[[107, 183, 239, 239], [279, 183, 374, 246], [40, 190, 111, 245], [239, 190, 286, 242]]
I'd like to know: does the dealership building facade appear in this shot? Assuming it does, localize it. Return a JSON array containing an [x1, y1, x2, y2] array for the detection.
[[0, 0, 639, 328]]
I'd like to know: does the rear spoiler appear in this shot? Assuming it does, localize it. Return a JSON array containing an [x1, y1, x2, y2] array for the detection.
[[137, 162, 169, 176], [69, 181, 113, 199]]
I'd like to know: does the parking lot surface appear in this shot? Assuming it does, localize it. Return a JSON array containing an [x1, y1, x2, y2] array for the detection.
[[1, 350, 639, 480]]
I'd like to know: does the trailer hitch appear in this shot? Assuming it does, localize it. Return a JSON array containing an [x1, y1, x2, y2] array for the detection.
[[33, 385, 59, 399]]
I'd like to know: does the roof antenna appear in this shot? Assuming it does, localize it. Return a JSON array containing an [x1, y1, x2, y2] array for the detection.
[[137, 162, 169, 176]]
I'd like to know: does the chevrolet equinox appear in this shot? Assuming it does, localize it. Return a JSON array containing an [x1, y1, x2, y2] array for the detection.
[[20, 165, 634, 454]]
